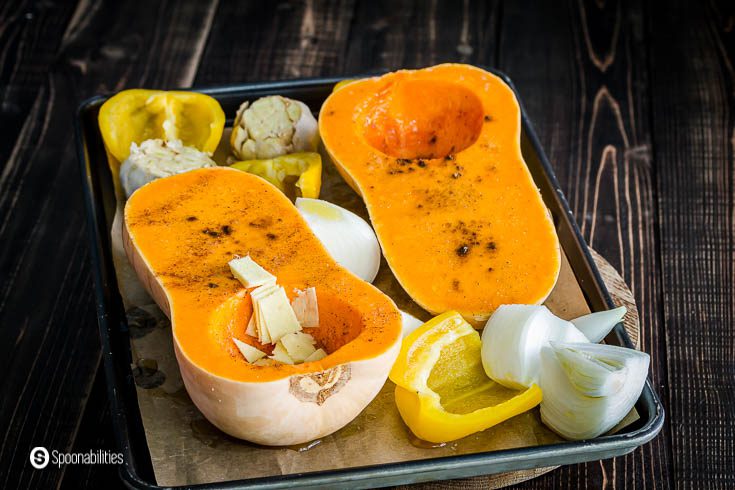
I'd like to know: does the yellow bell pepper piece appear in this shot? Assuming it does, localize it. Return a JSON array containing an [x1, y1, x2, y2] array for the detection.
[[230, 152, 322, 199], [332, 79, 356, 92], [98, 89, 225, 192], [389, 311, 542, 443]]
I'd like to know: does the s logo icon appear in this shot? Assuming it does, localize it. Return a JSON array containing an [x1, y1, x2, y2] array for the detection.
[[30, 447, 49, 469]]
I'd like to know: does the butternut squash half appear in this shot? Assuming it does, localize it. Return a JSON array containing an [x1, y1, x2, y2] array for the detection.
[[123, 167, 402, 445], [319, 64, 560, 324]]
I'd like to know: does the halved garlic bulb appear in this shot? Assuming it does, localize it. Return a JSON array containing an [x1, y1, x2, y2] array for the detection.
[[230, 96, 318, 160], [120, 139, 215, 198], [295, 198, 381, 282], [539, 342, 650, 440]]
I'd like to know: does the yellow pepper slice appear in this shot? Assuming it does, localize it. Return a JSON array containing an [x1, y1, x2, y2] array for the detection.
[[389, 311, 542, 443], [98, 89, 225, 188], [230, 152, 322, 199], [332, 79, 356, 92]]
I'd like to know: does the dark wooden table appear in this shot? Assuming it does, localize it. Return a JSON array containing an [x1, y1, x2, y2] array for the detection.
[[0, 0, 732, 488]]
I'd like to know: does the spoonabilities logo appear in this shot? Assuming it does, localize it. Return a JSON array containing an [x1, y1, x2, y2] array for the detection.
[[29, 447, 122, 469], [30, 447, 49, 469]]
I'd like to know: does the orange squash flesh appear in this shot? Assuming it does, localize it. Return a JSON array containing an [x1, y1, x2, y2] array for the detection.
[[319, 64, 560, 324], [123, 167, 401, 382]]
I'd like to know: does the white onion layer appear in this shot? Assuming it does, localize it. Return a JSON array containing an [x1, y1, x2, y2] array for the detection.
[[400, 310, 424, 337], [480, 305, 587, 390], [295, 198, 381, 283], [571, 305, 626, 343], [539, 342, 649, 440], [480, 304, 648, 441]]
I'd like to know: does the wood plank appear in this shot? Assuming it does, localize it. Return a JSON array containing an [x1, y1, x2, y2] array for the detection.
[[341, 0, 500, 73], [0, 0, 79, 182], [648, 0, 735, 486], [195, 0, 356, 85], [497, 0, 672, 487], [196, 0, 499, 86], [0, 1, 218, 488], [59, 368, 122, 490]]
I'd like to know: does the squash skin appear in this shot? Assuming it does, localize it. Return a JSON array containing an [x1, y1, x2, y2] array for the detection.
[[319, 64, 561, 325], [123, 167, 401, 445], [175, 342, 397, 444]]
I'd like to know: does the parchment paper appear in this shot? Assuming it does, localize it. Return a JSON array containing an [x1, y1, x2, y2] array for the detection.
[[111, 147, 632, 486]]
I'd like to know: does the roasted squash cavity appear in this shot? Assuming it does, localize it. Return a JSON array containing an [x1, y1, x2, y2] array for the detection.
[[319, 64, 561, 324], [123, 167, 402, 445], [362, 79, 484, 159]]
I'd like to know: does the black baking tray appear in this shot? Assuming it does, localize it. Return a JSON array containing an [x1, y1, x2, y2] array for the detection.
[[75, 70, 664, 489]]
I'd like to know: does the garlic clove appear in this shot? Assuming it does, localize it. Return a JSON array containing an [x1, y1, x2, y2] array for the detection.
[[539, 341, 649, 440], [571, 305, 627, 343]]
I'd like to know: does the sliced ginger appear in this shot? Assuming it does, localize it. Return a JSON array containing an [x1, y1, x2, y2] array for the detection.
[[229, 257, 325, 365]]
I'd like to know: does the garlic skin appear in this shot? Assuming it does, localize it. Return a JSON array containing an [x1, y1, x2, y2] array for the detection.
[[295, 198, 381, 282], [480, 305, 588, 390], [539, 342, 650, 440], [571, 305, 626, 343], [230, 96, 318, 160]]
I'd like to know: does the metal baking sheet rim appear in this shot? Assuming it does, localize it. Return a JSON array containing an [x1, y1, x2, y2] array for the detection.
[[74, 69, 665, 490]]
